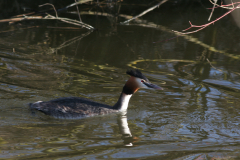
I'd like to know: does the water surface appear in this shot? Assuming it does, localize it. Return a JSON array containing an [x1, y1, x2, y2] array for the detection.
[[0, 1, 240, 159]]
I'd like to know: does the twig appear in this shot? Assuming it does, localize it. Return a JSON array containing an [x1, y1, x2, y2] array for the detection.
[[0, 16, 43, 23], [207, 2, 237, 9], [0, 2, 94, 30], [209, 0, 240, 9], [66, 0, 93, 9], [39, 3, 58, 18], [121, 0, 168, 24], [75, 0, 82, 22], [0, 14, 94, 30], [208, 0, 217, 21], [59, 17, 94, 29], [46, 26, 84, 30]]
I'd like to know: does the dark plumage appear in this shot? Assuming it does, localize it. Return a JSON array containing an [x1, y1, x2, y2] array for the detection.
[[30, 97, 118, 119]]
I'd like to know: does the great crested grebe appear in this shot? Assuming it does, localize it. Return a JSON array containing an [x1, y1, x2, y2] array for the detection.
[[29, 69, 162, 118]]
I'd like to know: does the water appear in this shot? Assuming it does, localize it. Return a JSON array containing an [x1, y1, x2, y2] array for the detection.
[[1, 0, 240, 159]]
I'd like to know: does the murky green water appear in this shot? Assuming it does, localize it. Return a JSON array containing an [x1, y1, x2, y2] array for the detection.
[[1, 1, 240, 159]]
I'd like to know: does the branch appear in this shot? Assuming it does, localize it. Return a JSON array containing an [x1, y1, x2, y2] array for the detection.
[[209, 0, 240, 9], [208, 0, 217, 21], [121, 0, 168, 24], [39, 3, 58, 18], [173, 3, 240, 35], [0, 2, 94, 30], [0, 14, 94, 30], [66, 0, 93, 9], [75, 0, 82, 22]]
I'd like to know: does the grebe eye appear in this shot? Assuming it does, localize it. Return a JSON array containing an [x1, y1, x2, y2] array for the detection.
[[141, 80, 144, 83]]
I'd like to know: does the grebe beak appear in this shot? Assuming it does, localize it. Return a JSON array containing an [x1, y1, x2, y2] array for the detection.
[[143, 82, 163, 90]]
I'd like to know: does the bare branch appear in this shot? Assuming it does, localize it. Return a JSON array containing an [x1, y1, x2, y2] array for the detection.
[[0, 2, 94, 30], [66, 0, 93, 9], [0, 15, 94, 30], [173, 3, 240, 35], [75, 0, 82, 22], [208, 0, 240, 9], [208, 0, 217, 21], [39, 3, 58, 18], [121, 0, 168, 24]]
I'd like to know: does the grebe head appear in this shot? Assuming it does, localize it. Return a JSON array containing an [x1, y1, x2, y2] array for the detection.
[[123, 69, 162, 95]]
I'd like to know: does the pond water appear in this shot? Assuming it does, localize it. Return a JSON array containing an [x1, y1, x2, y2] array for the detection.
[[1, 0, 240, 159]]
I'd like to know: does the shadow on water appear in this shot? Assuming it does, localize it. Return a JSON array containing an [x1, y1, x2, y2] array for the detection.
[[1, 0, 240, 159]]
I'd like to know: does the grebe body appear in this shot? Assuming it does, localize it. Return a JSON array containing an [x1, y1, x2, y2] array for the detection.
[[29, 69, 162, 118]]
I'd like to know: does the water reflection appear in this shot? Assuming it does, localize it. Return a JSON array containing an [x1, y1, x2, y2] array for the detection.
[[117, 111, 138, 147]]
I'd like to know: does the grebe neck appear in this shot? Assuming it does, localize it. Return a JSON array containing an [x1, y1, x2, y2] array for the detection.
[[113, 93, 132, 111]]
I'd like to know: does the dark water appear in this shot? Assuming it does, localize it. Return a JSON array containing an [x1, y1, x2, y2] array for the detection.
[[1, 1, 240, 159]]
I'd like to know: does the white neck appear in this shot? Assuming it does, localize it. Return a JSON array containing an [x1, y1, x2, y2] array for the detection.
[[113, 93, 132, 111]]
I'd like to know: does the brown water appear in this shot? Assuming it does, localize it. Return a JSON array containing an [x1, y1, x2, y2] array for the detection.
[[1, 1, 240, 159]]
